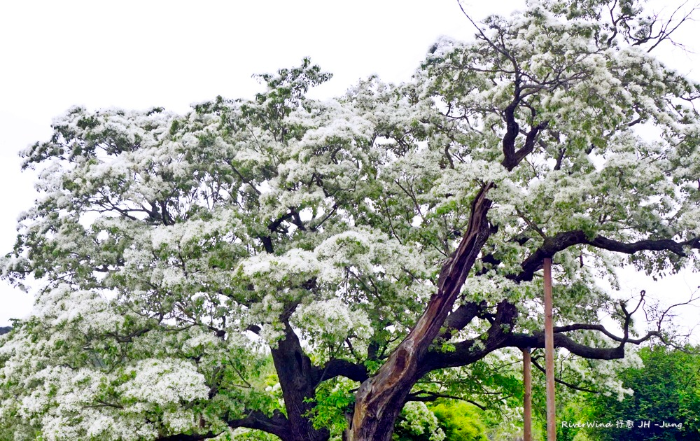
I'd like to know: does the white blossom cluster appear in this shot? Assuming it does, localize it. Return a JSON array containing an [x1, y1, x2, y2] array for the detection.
[[1, 2, 699, 438]]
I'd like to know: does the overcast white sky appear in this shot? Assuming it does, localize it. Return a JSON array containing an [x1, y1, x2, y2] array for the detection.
[[0, 1, 698, 341]]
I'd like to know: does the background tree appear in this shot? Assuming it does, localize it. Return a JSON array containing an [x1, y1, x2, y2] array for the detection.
[[429, 401, 488, 441], [575, 345, 700, 440], [1, 0, 699, 440]]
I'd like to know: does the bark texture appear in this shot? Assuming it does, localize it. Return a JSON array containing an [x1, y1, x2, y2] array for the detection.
[[347, 184, 494, 441], [271, 322, 331, 441]]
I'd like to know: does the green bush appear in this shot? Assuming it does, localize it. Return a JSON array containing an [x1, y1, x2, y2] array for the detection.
[[430, 401, 488, 441]]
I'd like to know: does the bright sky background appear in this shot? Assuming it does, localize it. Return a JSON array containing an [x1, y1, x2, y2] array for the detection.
[[0, 0, 698, 341]]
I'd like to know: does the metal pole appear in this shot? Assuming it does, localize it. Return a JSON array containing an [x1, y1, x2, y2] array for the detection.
[[544, 257, 556, 440], [523, 348, 532, 441]]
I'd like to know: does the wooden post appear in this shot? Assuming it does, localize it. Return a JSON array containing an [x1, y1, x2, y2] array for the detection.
[[523, 348, 532, 441], [544, 257, 556, 440]]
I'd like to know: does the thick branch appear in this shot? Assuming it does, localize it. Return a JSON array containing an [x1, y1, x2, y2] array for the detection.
[[502, 120, 550, 171], [406, 391, 486, 410], [226, 409, 290, 439], [553, 323, 626, 342], [423, 300, 518, 372], [440, 301, 481, 339], [424, 296, 662, 373], [512, 230, 700, 282], [260, 211, 295, 254], [313, 358, 369, 384], [505, 333, 626, 359], [350, 183, 494, 440], [157, 434, 217, 441], [156, 409, 289, 441], [501, 100, 521, 170]]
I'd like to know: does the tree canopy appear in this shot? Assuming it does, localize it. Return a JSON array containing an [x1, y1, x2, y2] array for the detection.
[[1, 0, 699, 440], [588, 345, 700, 440], [558, 345, 700, 440]]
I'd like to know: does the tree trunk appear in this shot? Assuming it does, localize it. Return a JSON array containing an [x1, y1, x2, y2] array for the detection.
[[347, 184, 494, 440], [271, 322, 330, 441]]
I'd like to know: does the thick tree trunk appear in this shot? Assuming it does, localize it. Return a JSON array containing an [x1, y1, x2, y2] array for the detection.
[[347, 184, 494, 441], [271, 322, 330, 441]]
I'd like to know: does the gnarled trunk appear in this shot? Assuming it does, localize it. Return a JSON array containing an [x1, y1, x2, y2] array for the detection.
[[347, 184, 494, 441], [271, 322, 330, 441]]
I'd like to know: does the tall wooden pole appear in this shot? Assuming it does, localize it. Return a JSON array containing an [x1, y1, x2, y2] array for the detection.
[[522, 348, 532, 441], [544, 257, 556, 440]]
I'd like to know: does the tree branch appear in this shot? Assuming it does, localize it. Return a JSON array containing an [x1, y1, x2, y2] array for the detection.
[[440, 301, 482, 340], [226, 409, 290, 439], [423, 300, 518, 372], [406, 391, 486, 410], [424, 293, 666, 373], [511, 230, 700, 282], [260, 211, 295, 254], [313, 358, 369, 384], [155, 409, 289, 441], [530, 358, 598, 394]]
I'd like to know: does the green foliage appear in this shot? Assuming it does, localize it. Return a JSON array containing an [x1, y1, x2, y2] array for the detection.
[[2, 0, 700, 439], [304, 378, 356, 435], [430, 401, 488, 441], [231, 428, 281, 441], [571, 346, 700, 440], [557, 398, 590, 441]]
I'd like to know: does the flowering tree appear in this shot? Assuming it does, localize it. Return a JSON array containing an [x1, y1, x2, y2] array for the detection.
[[1, 0, 699, 440]]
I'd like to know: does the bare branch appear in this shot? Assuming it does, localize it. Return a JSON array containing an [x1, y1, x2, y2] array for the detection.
[[530, 358, 598, 394], [406, 391, 487, 410]]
